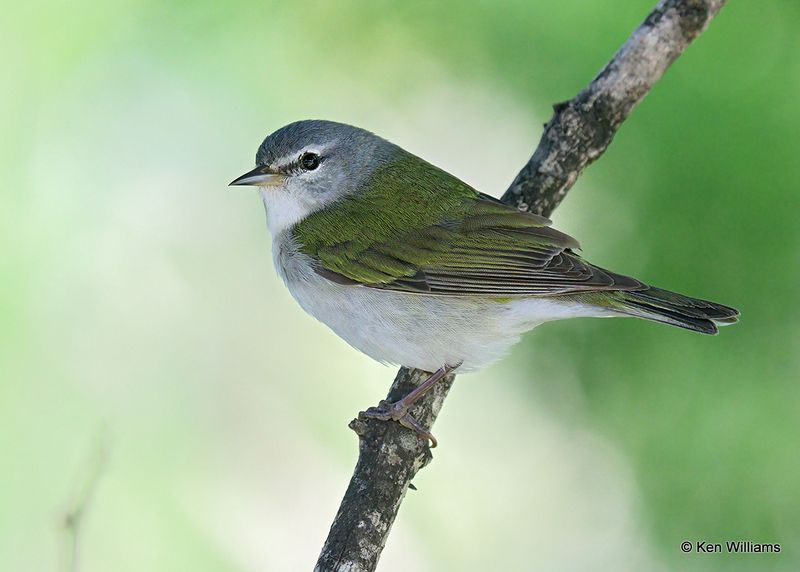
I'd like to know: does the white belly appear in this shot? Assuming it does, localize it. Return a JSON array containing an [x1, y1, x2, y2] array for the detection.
[[272, 232, 607, 372]]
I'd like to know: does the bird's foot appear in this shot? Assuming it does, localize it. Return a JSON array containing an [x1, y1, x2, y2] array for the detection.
[[360, 400, 438, 448], [358, 364, 460, 448]]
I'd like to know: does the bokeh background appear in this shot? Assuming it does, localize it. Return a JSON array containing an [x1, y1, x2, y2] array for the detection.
[[2, 1, 798, 570]]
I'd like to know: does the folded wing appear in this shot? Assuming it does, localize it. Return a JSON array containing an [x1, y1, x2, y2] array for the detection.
[[305, 192, 644, 297]]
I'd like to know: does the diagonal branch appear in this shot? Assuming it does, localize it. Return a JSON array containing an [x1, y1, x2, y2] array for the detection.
[[315, 1, 726, 570]]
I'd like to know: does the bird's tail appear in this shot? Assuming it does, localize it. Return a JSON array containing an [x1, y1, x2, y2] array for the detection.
[[611, 285, 739, 335]]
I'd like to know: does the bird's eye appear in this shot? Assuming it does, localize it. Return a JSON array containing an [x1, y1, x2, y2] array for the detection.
[[300, 152, 321, 171]]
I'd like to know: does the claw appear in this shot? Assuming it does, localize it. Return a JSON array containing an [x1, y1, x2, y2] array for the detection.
[[397, 413, 437, 448], [360, 401, 437, 447]]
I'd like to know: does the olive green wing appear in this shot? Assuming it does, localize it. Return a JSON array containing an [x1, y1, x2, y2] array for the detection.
[[293, 155, 642, 297]]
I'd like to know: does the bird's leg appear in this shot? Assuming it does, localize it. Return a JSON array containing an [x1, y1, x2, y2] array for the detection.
[[360, 363, 459, 448]]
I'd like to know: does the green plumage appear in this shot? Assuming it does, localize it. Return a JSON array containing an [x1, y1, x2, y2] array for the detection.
[[292, 148, 738, 334]]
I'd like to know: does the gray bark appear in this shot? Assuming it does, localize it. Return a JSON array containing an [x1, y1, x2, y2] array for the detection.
[[315, 1, 727, 570]]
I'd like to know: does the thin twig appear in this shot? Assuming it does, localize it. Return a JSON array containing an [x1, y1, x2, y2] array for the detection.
[[62, 432, 110, 572], [315, 2, 727, 570]]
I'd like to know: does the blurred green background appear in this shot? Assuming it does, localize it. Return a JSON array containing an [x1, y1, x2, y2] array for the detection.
[[2, 0, 798, 570]]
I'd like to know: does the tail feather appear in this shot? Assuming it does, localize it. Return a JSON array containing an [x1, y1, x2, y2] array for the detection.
[[616, 286, 739, 335]]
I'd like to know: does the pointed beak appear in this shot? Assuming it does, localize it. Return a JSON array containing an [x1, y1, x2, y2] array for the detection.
[[229, 165, 286, 187]]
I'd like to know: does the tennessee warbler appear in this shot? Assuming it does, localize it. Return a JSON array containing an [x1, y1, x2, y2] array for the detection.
[[231, 120, 738, 444]]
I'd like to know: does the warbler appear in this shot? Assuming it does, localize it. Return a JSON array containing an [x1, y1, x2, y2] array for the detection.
[[231, 120, 738, 443]]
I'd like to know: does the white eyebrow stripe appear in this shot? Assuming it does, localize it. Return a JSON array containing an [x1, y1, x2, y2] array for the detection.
[[272, 144, 332, 171]]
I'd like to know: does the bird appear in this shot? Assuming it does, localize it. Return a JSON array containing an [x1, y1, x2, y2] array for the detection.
[[231, 119, 738, 445]]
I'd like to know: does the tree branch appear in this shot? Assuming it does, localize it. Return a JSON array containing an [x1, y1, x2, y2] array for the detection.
[[315, 1, 726, 570]]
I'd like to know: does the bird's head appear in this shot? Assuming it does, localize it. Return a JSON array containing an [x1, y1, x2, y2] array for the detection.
[[231, 120, 399, 234]]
